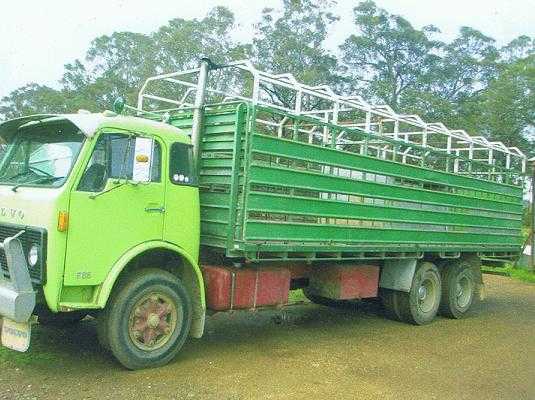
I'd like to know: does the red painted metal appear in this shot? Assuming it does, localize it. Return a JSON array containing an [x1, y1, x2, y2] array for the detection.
[[307, 264, 380, 300], [201, 265, 291, 311]]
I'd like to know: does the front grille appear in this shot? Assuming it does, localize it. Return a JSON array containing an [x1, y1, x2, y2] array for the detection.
[[0, 223, 47, 285]]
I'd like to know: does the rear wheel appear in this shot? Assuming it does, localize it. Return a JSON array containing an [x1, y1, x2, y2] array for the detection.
[[379, 288, 402, 321], [383, 262, 442, 325], [439, 259, 477, 319], [98, 268, 192, 370]]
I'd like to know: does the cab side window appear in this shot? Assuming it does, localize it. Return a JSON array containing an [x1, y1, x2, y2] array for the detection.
[[78, 133, 162, 192], [169, 142, 196, 186]]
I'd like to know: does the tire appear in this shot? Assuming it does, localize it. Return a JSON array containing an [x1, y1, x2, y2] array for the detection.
[[302, 288, 350, 308], [379, 288, 402, 321], [394, 262, 442, 325], [439, 258, 478, 319], [100, 268, 192, 370], [96, 309, 111, 351], [36, 306, 87, 326]]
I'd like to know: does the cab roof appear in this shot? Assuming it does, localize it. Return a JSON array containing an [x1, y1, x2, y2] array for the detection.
[[0, 112, 191, 144]]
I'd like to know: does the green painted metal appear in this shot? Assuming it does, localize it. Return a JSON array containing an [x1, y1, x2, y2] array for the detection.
[[0, 114, 203, 315], [166, 103, 524, 262], [0, 101, 525, 320]]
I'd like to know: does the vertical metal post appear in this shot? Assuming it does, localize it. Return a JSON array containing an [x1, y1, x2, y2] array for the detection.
[[191, 58, 212, 178], [393, 121, 399, 162], [365, 111, 372, 132], [530, 160, 535, 272], [295, 90, 302, 114]]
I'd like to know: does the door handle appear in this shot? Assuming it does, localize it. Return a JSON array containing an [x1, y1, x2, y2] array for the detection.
[[145, 206, 165, 214]]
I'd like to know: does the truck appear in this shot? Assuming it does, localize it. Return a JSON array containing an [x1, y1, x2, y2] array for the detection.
[[0, 59, 527, 370]]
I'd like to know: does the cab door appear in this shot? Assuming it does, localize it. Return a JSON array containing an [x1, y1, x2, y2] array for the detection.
[[162, 141, 200, 263], [64, 131, 166, 286]]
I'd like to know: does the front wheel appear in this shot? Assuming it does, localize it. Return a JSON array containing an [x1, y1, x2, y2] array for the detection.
[[98, 268, 192, 370]]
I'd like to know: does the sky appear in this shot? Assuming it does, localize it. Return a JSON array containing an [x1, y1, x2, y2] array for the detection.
[[1, 0, 535, 98]]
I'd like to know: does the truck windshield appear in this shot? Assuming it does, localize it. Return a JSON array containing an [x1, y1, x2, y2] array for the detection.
[[0, 122, 85, 188]]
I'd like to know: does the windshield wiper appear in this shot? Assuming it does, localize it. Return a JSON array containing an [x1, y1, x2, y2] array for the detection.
[[12, 176, 66, 192], [7, 166, 54, 182]]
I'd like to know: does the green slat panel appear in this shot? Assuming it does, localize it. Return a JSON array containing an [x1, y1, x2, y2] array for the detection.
[[169, 121, 192, 129], [201, 236, 228, 248], [251, 134, 522, 199], [201, 113, 239, 124], [204, 125, 237, 134], [201, 159, 234, 168], [169, 103, 523, 260], [239, 242, 520, 254], [249, 164, 522, 214], [245, 221, 521, 246], [201, 207, 229, 222], [199, 175, 234, 185], [200, 169, 233, 177], [169, 112, 238, 130], [203, 137, 236, 145], [200, 192, 232, 206], [201, 222, 228, 238], [247, 192, 521, 230], [202, 142, 238, 151]]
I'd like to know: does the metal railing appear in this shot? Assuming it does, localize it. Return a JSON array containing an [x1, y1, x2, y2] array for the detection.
[[137, 59, 527, 179]]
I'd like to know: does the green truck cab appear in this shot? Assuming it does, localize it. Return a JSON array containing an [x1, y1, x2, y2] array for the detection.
[[0, 112, 205, 368], [0, 59, 527, 369]]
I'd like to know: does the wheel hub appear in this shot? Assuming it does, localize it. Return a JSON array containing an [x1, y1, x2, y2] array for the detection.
[[455, 274, 473, 309], [147, 313, 161, 329], [128, 293, 179, 351], [417, 276, 437, 314], [456, 284, 463, 298], [418, 286, 428, 300]]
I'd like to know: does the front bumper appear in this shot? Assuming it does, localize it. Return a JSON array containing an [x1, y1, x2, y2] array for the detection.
[[0, 233, 36, 323]]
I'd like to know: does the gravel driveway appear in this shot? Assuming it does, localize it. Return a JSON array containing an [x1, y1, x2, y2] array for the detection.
[[0, 274, 534, 400]]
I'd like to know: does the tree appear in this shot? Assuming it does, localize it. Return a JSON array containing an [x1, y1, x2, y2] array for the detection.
[[340, 0, 442, 108], [338, 1, 533, 154], [480, 55, 535, 151], [253, 0, 339, 83], [501, 35, 535, 62], [251, 0, 340, 108], [0, 6, 243, 119], [418, 27, 499, 129], [0, 0, 533, 157], [154, 6, 246, 71], [0, 84, 67, 119]]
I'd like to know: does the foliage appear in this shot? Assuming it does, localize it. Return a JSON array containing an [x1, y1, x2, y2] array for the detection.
[[482, 265, 535, 284], [1, 1, 534, 155], [339, 2, 534, 154], [0, 84, 69, 119], [253, 0, 339, 85], [340, 0, 442, 107], [250, 0, 340, 108]]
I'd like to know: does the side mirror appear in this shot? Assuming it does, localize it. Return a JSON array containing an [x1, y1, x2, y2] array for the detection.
[[113, 97, 126, 114], [132, 137, 155, 183]]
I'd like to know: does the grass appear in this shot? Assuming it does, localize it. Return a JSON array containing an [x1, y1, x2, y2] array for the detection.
[[482, 265, 535, 284], [0, 327, 59, 366], [288, 289, 307, 303]]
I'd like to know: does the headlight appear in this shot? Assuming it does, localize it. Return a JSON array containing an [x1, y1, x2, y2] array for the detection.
[[28, 244, 39, 267]]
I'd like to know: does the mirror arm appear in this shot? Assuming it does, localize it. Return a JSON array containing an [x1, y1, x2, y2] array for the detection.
[[89, 180, 128, 200]]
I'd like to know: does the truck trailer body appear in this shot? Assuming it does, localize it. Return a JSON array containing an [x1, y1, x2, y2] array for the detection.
[[0, 59, 526, 369]]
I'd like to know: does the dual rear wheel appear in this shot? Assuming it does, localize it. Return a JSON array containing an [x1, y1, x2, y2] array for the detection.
[[381, 259, 478, 325]]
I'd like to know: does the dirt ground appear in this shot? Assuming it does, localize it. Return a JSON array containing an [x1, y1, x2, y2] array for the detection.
[[0, 274, 534, 400]]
